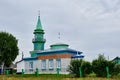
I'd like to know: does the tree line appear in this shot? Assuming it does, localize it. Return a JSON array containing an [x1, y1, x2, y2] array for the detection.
[[69, 54, 120, 78]]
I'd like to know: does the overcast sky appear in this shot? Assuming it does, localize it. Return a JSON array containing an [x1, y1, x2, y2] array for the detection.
[[0, 0, 120, 62]]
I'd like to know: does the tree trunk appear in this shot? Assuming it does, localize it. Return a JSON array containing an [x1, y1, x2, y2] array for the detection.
[[1, 62, 4, 74]]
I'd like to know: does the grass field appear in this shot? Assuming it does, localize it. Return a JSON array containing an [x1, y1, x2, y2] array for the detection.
[[0, 74, 119, 80]]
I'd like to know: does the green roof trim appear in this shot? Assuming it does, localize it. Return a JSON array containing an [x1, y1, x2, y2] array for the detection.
[[50, 43, 69, 50], [50, 43, 69, 47], [34, 29, 44, 34]]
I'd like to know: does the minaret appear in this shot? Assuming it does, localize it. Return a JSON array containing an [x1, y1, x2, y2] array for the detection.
[[32, 13, 45, 51]]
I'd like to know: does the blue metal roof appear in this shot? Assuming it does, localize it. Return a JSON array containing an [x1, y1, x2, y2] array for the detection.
[[23, 48, 84, 61], [36, 48, 83, 56], [23, 57, 37, 61], [72, 55, 84, 58]]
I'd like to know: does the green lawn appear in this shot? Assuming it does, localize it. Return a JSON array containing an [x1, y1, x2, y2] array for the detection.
[[0, 74, 119, 80]]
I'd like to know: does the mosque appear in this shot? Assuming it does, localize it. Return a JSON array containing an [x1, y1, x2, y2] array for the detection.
[[17, 15, 84, 74]]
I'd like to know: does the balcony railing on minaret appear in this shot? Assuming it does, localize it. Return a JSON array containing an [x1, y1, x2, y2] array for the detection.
[[32, 38, 46, 43]]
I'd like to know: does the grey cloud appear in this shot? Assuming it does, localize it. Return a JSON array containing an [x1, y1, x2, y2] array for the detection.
[[0, 0, 120, 62]]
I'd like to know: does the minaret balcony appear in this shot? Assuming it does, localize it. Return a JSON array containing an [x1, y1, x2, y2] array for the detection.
[[32, 38, 46, 43]]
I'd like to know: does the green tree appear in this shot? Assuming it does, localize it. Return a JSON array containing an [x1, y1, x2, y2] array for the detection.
[[82, 61, 92, 76], [69, 59, 82, 77], [107, 61, 115, 76], [92, 54, 115, 77], [0, 32, 19, 68], [69, 60, 92, 77], [113, 64, 120, 75]]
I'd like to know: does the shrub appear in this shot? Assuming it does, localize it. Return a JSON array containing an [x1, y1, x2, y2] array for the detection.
[[112, 64, 120, 76], [69, 59, 82, 77], [117, 73, 120, 78], [92, 54, 115, 77], [88, 72, 96, 77], [82, 61, 92, 76], [69, 60, 92, 77], [113, 73, 120, 79]]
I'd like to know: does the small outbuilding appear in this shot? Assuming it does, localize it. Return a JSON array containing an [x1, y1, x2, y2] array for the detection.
[[113, 56, 120, 64]]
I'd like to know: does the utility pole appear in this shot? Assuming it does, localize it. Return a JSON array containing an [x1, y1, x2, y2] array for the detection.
[[22, 52, 24, 60]]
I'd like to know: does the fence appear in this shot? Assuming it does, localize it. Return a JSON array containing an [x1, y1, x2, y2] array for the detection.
[[3, 66, 110, 78], [17, 68, 69, 74], [16, 68, 70, 78]]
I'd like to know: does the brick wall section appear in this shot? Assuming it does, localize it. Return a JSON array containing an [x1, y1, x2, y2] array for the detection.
[[38, 54, 72, 60]]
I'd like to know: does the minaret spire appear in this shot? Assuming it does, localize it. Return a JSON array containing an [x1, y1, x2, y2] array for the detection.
[[38, 10, 40, 17], [36, 10, 42, 30]]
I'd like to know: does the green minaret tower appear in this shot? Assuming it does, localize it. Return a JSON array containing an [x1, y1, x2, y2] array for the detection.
[[33, 15, 45, 50], [30, 14, 45, 57]]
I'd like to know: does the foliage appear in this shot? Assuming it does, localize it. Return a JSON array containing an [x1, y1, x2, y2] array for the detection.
[[82, 61, 92, 76], [69, 60, 92, 77], [107, 61, 116, 76], [88, 72, 96, 77], [0, 74, 115, 80], [113, 73, 120, 79], [116, 73, 120, 79], [113, 64, 120, 75], [69, 54, 119, 78], [92, 54, 115, 77], [69, 59, 82, 77], [0, 32, 19, 67]]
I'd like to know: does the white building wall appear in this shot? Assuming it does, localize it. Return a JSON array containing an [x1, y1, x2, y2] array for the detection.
[[35, 60, 41, 69], [23, 58, 72, 74], [24, 61, 30, 74], [46, 59, 48, 71], [33, 60, 39, 69], [61, 58, 71, 74], [17, 61, 25, 73], [37, 59, 56, 74], [24, 60, 37, 74], [53, 59, 56, 70]]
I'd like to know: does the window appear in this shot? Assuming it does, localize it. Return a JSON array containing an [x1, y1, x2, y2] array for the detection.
[[35, 34, 38, 39], [41, 60, 46, 70], [56, 59, 61, 69], [49, 59, 54, 70], [29, 62, 33, 71]]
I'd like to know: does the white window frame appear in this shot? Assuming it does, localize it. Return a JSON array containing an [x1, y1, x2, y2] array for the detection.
[[29, 61, 33, 71], [41, 60, 46, 70], [56, 59, 61, 69], [49, 59, 54, 70]]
